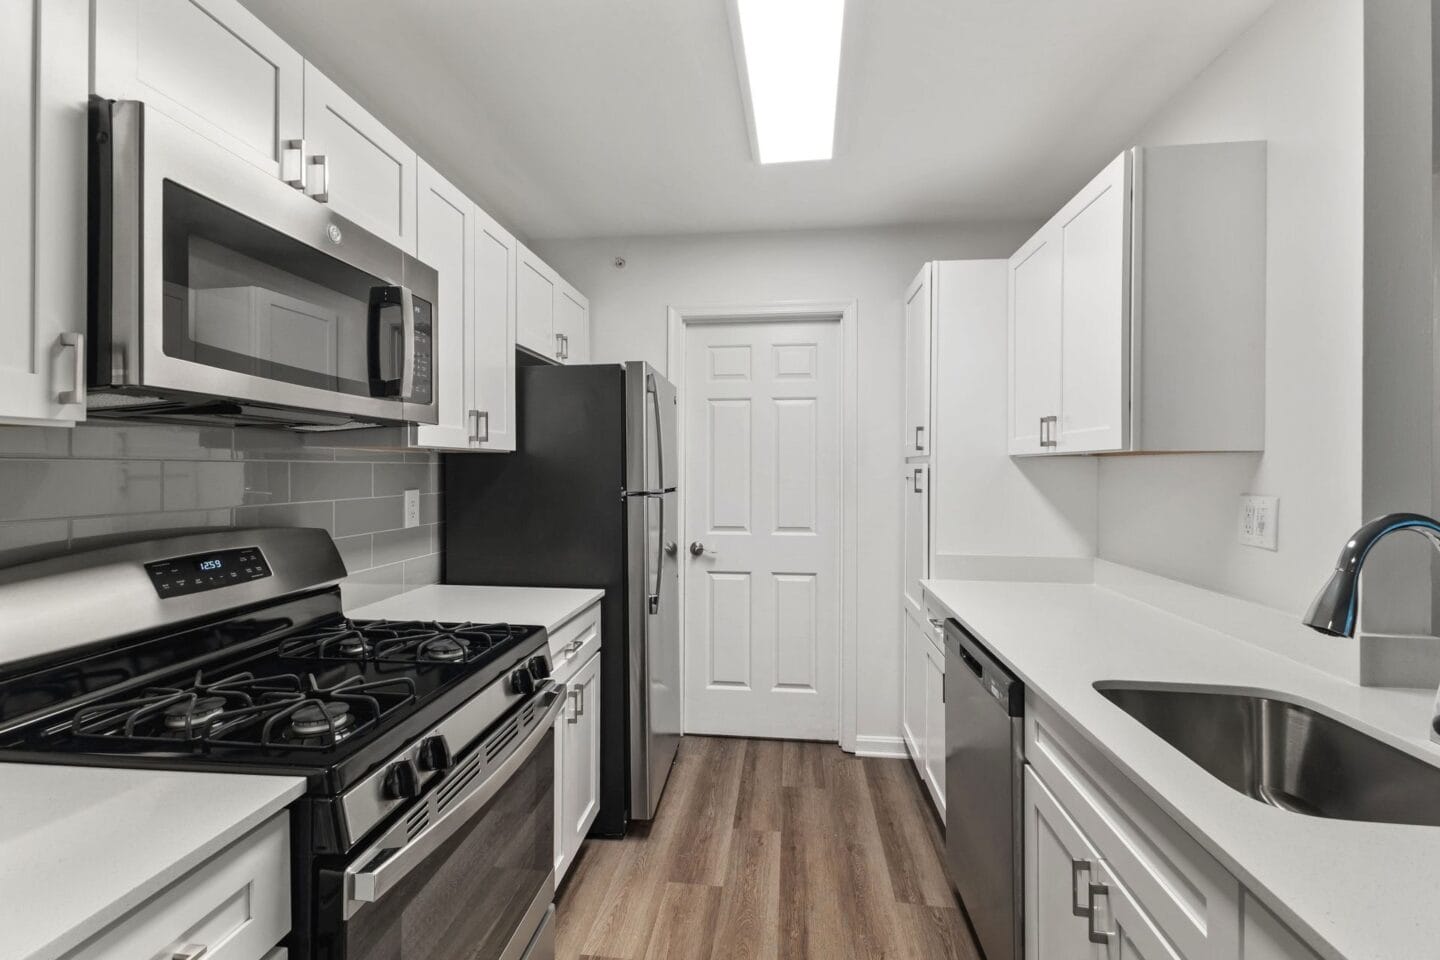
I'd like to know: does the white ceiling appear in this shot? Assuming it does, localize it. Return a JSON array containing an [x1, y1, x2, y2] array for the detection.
[[240, 0, 1274, 242]]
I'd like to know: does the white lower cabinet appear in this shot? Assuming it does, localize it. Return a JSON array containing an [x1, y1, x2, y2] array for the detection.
[[1024, 767, 1103, 959], [901, 605, 945, 815], [66, 814, 289, 960], [1239, 896, 1321, 960], [552, 602, 603, 886], [1024, 694, 1323, 960]]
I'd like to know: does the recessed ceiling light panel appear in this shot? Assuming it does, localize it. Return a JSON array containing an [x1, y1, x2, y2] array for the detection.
[[733, 0, 846, 164]]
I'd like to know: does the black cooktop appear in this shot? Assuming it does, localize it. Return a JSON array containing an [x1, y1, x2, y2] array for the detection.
[[0, 589, 547, 792]]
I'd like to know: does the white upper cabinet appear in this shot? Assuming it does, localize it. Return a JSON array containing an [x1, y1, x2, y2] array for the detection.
[[1009, 142, 1266, 456], [1008, 232, 1063, 454], [1057, 153, 1130, 454], [413, 160, 475, 451], [903, 264, 933, 458], [93, 0, 304, 178], [470, 206, 519, 451], [555, 280, 590, 365], [301, 63, 417, 254], [0, 0, 88, 426], [516, 243, 560, 361]]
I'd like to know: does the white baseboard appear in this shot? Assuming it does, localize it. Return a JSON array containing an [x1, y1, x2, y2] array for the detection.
[[853, 734, 908, 759]]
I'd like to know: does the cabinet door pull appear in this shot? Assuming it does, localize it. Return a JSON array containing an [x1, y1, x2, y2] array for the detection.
[[282, 139, 307, 189], [913, 467, 924, 494], [567, 687, 581, 724], [915, 425, 925, 451], [476, 410, 489, 443], [305, 155, 330, 202], [172, 946, 209, 960], [58, 333, 85, 405], [1086, 881, 1114, 944], [1070, 859, 1093, 917], [1040, 415, 1058, 449]]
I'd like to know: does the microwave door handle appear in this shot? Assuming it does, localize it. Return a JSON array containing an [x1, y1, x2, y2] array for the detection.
[[345, 683, 566, 915], [366, 285, 415, 399], [397, 285, 415, 401]]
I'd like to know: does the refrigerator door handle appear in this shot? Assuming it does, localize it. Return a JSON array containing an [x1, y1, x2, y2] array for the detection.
[[649, 493, 663, 614], [647, 372, 665, 494]]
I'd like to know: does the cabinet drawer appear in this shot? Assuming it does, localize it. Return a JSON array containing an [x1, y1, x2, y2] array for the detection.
[[67, 814, 290, 960], [1026, 694, 1239, 959], [921, 592, 948, 651], [550, 602, 602, 681]]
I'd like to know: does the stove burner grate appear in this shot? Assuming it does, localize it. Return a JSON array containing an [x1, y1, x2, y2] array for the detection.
[[69, 669, 416, 752], [279, 620, 529, 666]]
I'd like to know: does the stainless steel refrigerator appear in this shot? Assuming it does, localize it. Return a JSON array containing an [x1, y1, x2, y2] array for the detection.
[[444, 361, 680, 835]]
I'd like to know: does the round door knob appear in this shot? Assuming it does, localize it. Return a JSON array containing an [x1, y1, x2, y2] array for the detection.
[[417, 735, 454, 772], [665, 541, 678, 557], [383, 759, 421, 800], [689, 541, 707, 557]]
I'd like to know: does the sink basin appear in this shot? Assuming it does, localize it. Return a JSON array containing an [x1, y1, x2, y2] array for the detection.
[[1094, 682, 1440, 827]]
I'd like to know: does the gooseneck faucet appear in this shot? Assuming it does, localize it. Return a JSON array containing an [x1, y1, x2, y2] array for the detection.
[[1303, 512, 1440, 637]]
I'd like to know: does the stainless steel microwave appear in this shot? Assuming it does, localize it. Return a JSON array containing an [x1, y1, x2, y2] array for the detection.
[[87, 98, 438, 429]]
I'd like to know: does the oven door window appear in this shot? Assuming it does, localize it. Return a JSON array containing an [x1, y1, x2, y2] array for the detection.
[[161, 180, 419, 398], [341, 729, 554, 960]]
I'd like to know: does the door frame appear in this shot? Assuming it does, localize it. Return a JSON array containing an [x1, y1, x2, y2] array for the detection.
[[666, 300, 860, 752]]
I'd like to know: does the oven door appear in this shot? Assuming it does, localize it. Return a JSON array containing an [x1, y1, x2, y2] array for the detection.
[[93, 98, 438, 426], [322, 683, 564, 960]]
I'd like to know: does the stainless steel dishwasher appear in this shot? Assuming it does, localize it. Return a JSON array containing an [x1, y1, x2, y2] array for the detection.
[[944, 618, 1024, 960]]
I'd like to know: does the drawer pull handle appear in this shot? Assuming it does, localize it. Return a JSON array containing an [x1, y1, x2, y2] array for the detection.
[[173, 946, 209, 960], [1070, 859, 1093, 917], [1086, 881, 1114, 944]]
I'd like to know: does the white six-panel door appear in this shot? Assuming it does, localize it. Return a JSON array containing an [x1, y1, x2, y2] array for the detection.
[[682, 320, 842, 740]]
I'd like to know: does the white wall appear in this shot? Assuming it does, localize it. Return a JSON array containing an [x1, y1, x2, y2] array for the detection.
[[535, 222, 1034, 745], [1095, 0, 1367, 616]]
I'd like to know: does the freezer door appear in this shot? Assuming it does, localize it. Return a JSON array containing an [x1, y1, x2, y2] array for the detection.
[[625, 362, 678, 494], [627, 490, 680, 820]]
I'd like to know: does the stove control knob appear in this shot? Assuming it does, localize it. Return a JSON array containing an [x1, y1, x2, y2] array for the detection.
[[527, 656, 551, 681], [383, 759, 421, 800], [417, 735, 454, 772], [510, 668, 536, 697]]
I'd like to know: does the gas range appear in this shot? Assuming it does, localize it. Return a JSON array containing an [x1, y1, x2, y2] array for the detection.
[[0, 527, 563, 959]]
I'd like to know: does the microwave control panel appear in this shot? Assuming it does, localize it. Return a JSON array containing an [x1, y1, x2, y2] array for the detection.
[[144, 547, 271, 598]]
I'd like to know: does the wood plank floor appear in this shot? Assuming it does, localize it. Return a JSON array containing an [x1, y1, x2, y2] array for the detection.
[[555, 736, 983, 960]]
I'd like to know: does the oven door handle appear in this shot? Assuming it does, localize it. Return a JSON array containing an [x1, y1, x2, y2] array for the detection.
[[345, 681, 565, 914]]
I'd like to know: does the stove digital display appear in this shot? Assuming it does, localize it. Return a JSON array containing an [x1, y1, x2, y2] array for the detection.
[[144, 547, 271, 598]]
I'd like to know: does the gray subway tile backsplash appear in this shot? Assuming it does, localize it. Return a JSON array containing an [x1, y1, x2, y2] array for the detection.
[[162, 460, 290, 511], [0, 459, 163, 521], [0, 421, 443, 596], [374, 461, 440, 496], [291, 461, 373, 502], [373, 525, 435, 567], [335, 496, 405, 537]]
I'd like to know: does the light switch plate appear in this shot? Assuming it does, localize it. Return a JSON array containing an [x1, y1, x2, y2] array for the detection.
[[403, 489, 420, 529], [1238, 495, 1278, 550]]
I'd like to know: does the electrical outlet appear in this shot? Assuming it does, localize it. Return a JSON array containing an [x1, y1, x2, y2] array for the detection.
[[1238, 495, 1278, 550], [403, 489, 420, 529]]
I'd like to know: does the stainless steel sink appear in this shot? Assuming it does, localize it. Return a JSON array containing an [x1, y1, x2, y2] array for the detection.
[[1094, 682, 1440, 827]]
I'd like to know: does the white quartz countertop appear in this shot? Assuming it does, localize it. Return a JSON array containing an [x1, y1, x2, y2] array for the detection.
[[921, 577, 1440, 960], [347, 584, 604, 633], [0, 765, 303, 960]]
